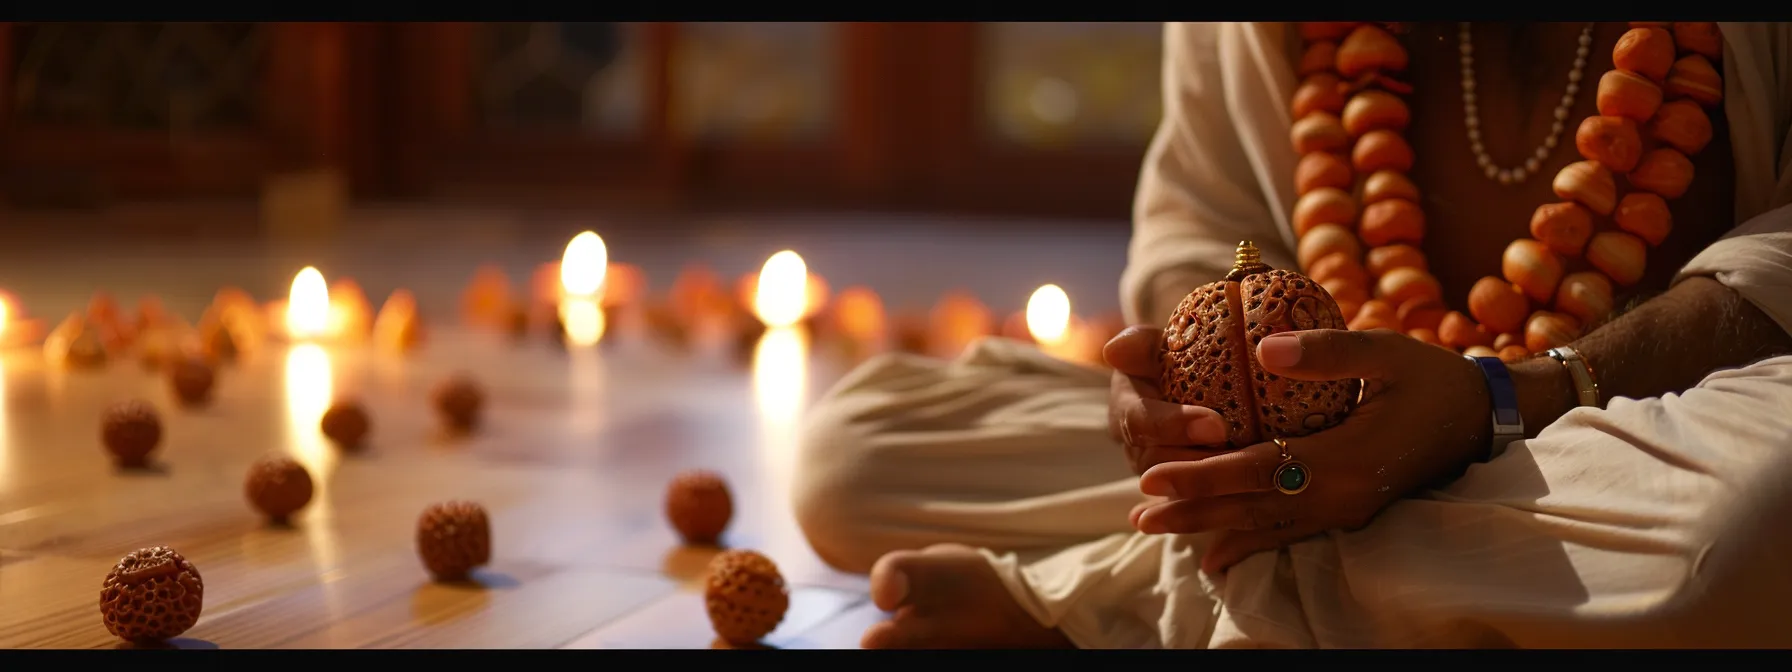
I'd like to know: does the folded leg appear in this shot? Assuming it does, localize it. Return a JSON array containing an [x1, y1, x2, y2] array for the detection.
[[792, 337, 1142, 573], [985, 355, 1792, 648]]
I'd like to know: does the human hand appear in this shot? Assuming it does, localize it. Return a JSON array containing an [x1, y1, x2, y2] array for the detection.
[[1103, 326, 1232, 476], [1129, 329, 1495, 574]]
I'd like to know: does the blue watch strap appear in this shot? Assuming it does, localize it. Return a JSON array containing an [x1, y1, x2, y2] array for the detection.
[[1465, 355, 1525, 459]]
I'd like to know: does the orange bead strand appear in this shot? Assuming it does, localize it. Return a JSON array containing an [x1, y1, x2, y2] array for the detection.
[[1289, 21, 1722, 354]]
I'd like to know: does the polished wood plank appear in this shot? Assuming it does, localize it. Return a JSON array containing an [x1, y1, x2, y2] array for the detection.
[[561, 584, 865, 649], [0, 329, 860, 648], [0, 206, 1128, 649]]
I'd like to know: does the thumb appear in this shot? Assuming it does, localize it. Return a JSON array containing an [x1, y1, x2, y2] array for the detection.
[[1255, 328, 1419, 382], [1200, 527, 1309, 576]]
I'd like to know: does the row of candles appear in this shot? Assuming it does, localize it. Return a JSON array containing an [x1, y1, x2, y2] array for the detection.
[[0, 231, 1124, 370]]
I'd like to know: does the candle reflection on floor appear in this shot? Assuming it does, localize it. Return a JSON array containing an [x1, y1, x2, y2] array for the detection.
[[283, 342, 345, 608], [752, 325, 808, 554], [562, 297, 608, 437]]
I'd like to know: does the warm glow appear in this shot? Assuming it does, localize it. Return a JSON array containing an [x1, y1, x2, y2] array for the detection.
[[1026, 284, 1072, 346], [752, 326, 808, 431], [0, 298, 9, 336], [0, 357, 9, 488], [560, 296, 606, 347], [754, 250, 809, 329], [751, 326, 809, 557], [284, 344, 336, 483], [560, 231, 609, 297], [287, 267, 331, 340]]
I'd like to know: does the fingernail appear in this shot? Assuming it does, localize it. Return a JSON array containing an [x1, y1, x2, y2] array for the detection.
[[1135, 505, 1166, 534], [1258, 334, 1303, 368], [1186, 415, 1227, 445], [1139, 470, 1177, 498], [872, 567, 909, 610], [1128, 503, 1148, 528]]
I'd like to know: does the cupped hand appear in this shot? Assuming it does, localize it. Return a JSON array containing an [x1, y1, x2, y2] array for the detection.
[[1103, 326, 1232, 475], [1130, 328, 1495, 575]]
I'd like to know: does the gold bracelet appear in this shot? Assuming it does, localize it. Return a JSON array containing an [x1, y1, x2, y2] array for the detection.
[[1546, 346, 1601, 408]]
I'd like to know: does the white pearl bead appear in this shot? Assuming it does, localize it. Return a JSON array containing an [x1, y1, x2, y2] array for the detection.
[[1456, 22, 1593, 188]]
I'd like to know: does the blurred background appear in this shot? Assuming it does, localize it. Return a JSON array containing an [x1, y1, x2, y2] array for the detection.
[[0, 21, 1164, 321]]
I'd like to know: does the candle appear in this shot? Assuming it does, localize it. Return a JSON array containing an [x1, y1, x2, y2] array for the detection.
[[285, 267, 331, 341], [1024, 284, 1095, 363], [926, 291, 994, 359], [557, 231, 609, 347], [826, 286, 887, 360], [372, 289, 424, 353], [0, 292, 46, 350], [753, 251, 810, 330], [460, 264, 514, 329], [1025, 285, 1073, 348], [328, 279, 374, 341]]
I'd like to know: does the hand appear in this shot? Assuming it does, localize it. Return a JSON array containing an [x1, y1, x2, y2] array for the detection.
[[1129, 329, 1495, 575], [1103, 326, 1232, 475]]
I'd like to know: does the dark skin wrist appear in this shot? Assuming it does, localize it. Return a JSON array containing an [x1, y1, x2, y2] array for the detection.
[[1501, 275, 1792, 441], [1509, 355, 1578, 439]]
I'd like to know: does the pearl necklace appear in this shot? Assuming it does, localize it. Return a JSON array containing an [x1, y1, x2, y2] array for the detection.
[[1458, 22, 1595, 185]]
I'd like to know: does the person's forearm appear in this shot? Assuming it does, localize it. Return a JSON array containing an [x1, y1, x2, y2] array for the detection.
[[1510, 275, 1792, 436]]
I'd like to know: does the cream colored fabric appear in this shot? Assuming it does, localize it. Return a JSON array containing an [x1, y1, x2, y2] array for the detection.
[[791, 22, 1792, 649], [797, 339, 1792, 648]]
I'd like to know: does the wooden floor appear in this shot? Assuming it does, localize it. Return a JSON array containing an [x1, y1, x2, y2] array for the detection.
[[0, 204, 1131, 649]]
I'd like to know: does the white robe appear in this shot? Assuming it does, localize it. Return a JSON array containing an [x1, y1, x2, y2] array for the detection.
[[791, 22, 1792, 648]]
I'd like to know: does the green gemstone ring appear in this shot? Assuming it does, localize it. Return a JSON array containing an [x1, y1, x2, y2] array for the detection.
[[1270, 438, 1311, 495]]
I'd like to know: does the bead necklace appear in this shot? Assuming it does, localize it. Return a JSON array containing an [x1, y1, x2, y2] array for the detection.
[[1458, 22, 1594, 185], [1289, 21, 1725, 362]]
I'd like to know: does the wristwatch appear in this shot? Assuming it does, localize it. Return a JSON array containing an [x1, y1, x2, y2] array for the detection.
[[1465, 355, 1525, 460]]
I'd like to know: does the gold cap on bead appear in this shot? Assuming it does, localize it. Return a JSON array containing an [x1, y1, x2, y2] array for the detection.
[[1226, 240, 1270, 280]]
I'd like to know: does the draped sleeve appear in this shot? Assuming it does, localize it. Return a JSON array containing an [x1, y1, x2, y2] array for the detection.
[[1672, 23, 1792, 337]]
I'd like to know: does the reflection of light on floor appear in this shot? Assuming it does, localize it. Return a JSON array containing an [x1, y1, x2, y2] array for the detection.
[[752, 326, 807, 432], [752, 326, 808, 545], [560, 297, 605, 347], [283, 344, 343, 594], [567, 335, 607, 438]]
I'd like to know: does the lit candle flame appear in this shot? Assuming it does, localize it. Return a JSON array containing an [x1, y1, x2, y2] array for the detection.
[[1026, 284, 1072, 347], [561, 231, 609, 298], [287, 267, 331, 340], [754, 250, 809, 329]]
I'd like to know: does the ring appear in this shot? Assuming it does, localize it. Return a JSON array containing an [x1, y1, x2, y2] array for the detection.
[[1270, 438, 1311, 495]]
